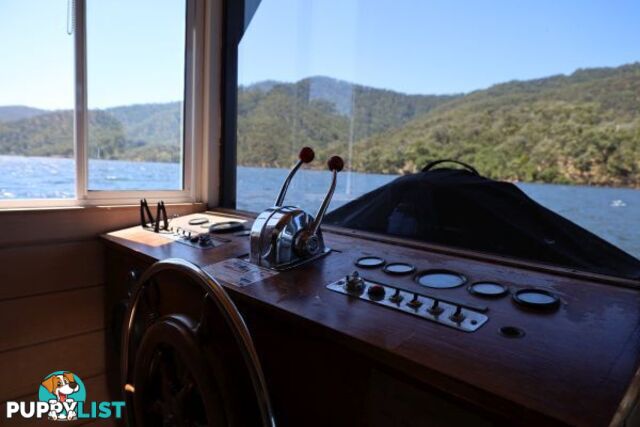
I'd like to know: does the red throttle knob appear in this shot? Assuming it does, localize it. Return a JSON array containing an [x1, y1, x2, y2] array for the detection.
[[299, 147, 315, 163], [327, 156, 344, 172]]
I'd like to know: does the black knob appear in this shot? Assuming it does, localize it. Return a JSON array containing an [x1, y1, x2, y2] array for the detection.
[[367, 284, 386, 300], [345, 271, 365, 293], [299, 146, 315, 163], [328, 156, 344, 172]]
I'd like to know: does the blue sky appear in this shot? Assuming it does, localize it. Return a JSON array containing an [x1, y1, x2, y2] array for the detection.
[[240, 0, 640, 94], [1, 0, 638, 109], [0, 0, 185, 110]]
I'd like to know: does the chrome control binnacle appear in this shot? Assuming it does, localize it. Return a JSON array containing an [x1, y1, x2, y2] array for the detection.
[[274, 147, 315, 207], [250, 148, 342, 270]]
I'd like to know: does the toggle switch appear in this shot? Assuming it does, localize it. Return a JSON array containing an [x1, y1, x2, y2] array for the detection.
[[407, 293, 422, 310], [389, 288, 403, 304], [450, 305, 465, 323], [428, 299, 444, 315]]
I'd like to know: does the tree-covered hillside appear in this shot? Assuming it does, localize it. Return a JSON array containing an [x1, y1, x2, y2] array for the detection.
[[237, 77, 459, 167], [1, 65, 639, 186], [0, 106, 48, 122], [352, 63, 640, 186], [0, 103, 182, 162]]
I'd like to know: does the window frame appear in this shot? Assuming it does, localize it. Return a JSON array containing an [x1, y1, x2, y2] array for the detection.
[[0, 0, 204, 209], [218, 0, 246, 209]]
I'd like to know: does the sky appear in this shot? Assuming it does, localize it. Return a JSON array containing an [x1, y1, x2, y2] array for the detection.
[[239, 0, 640, 94], [0, 0, 185, 110], [0, 0, 639, 109]]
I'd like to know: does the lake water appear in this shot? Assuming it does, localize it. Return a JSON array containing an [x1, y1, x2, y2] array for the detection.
[[1, 155, 639, 258]]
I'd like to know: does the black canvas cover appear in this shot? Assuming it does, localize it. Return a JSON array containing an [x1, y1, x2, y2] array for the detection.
[[326, 160, 640, 279]]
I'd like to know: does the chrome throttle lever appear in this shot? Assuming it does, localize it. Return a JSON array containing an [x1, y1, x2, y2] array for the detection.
[[294, 156, 344, 257], [274, 146, 315, 207]]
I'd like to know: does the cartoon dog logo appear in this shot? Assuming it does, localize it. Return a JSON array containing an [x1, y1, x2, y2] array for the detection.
[[40, 372, 82, 420]]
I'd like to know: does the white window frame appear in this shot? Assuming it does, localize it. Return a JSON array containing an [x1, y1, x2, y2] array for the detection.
[[0, 0, 205, 209]]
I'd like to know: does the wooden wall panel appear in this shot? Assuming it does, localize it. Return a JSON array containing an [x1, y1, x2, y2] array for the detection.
[[0, 286, 104, 352], [0, 331, 105, 402], [0, 202, 205, 421], [0, 240, 105, 300]]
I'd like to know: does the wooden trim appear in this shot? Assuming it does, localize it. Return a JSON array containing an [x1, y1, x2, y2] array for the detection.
[[0, 203, 205, 248], [0, 287, 104, 353], [0, 240, 105, 301], [203, 0, 224, 206], [74, 0, 88, 201], [218, 0, 244, 208], [0, 331, 105, 402]]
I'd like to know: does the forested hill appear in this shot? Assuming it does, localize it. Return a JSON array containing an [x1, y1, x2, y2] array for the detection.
[[1, 65, 639, 186], [0, 102, 182, 162], [237, 77, 460, 167], [353, 63, 640, 186], [242, 66, 640, 186]]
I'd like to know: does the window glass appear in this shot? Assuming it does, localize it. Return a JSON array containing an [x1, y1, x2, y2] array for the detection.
[[236, 0, 640, 275], [0, 0, 75, 199], [86, 0, 186, 191]]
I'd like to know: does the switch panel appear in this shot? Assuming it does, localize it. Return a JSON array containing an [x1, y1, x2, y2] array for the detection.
[[154, 227, 227, 249], [326, 276, 488, 332]]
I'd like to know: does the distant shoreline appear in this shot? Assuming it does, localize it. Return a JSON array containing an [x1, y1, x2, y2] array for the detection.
[[1, 154, 638, 190]]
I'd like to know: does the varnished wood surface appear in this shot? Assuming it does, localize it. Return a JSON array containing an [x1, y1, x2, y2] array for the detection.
[[0, 286, 104, 352], [0, 331, 105, 402], [102, 211, 640, 426], [0, 240, 105, 300]]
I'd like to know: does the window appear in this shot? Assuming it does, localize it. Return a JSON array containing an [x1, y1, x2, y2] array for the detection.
[[86, 0, 186, 191], [0, 0, 75, 199], [234, 0, 640, 277], [0, 0, 198, 205]]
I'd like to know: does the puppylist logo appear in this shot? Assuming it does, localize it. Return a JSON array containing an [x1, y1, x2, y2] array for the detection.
[[5, 371, 125, 421]]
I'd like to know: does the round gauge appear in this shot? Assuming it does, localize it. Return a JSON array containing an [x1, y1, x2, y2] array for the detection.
[[513, 288, 560, 310], [415, 270, 467, 289], [209, 221, 244, 234], [383, 262, 416, 275], [188, 217, 210, 226], [355, 256, 385, 269], [468, 282, 508, 298]]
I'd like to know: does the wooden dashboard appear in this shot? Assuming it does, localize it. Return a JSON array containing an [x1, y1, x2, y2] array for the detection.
[[102, 210, 640, 427]]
